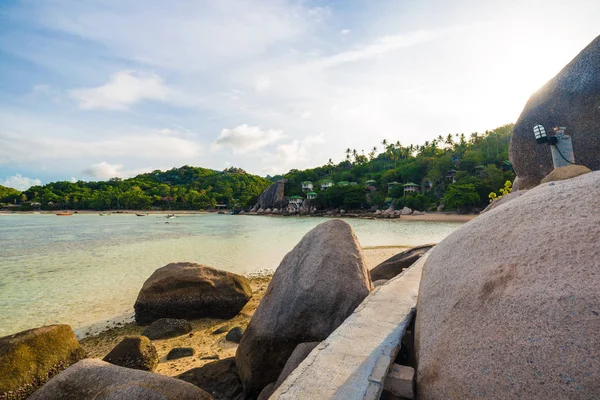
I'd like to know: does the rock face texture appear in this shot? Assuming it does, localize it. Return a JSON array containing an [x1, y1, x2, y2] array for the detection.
[[102, 336, 158, 371], [481, 190, 527, 213], [510, 35, 600, 189], [540, 164, 591, 184], [0, 324, 86, 400], [415, 171, 600, 399], [29, 359, 213, 400], [142, 318, 192, 340], [370, 244, 435, 281], [252, 179, 288, 211], [178, 357, 243, 400], [236, 220, 372, 396], [134, 263, 252, 325]]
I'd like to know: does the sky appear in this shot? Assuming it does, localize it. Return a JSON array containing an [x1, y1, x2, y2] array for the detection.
[[0, 0, 599, 190]]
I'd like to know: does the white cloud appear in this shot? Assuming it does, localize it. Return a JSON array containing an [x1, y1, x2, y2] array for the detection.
[[81, 162, 152, 180], [340, 29, 351, 36], [69, 70, 173, 110], [213, 124, 284, 154], [1, 174, 42, 191]]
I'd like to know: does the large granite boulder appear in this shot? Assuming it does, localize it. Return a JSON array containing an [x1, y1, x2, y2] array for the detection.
[[415, 171, 600, 399], [252, 179, 288, 211], [178, 357, 243, 400], [0, 324, 85, 400], [370, 244, 435, 281], [102, 336, 158, 371], [29, 359, 213, 400], [134, 263, 252, 325], [236, 220, 372, 396], [510, 35, 600, 189], [142, 318, 192, 340]]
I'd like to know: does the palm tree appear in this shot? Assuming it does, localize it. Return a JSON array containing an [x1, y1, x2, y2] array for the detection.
[[352, 149, 358, 164], [445, 134, 454, 150]]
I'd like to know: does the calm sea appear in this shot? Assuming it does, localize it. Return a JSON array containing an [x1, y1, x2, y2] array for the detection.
[[0, 213, 462, 337]]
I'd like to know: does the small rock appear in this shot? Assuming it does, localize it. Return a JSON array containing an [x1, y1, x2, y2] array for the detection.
[[167, 347, 196, 360], [225, 327, 243, 343], [201, 355, 220, 360], [103, 336, 158, 371], [142, 318, 192, 340], [212, 326, 229, 335], [178, 357, 243, 400]]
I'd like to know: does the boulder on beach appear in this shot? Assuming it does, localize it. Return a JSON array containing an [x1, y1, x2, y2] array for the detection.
[[400, 207, 412, 215], [142, 318, 192, 340], [167, 347, 195, 360], [370, 244, 435, 281], [102, 336, 158, 371], [134, 262, 252, 325], [252, 179, 288, 211], [236, 220, 372, 396], [0, 324, 86, 400], [225, 327, 243, 343], [178, 357, 243, 400], [416, 171, 600, 399], [29, 359, 213, 400], [509, 35, 600, 189]]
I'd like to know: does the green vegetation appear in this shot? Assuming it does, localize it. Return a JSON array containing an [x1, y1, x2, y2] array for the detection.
[[1, 124, 515, 213], [1, 166, 271, 211], [274, 124, 515, 212]]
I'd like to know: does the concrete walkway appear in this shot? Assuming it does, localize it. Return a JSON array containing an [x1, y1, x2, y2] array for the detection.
[[270, 254, 426, 400]]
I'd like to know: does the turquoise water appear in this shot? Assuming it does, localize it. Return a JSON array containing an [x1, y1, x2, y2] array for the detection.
[[0, 213, 462, 337]]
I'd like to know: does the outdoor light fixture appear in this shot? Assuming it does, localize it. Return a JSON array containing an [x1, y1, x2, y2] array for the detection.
[[533, 124, 548, 144], [532, 124, 575, 167]]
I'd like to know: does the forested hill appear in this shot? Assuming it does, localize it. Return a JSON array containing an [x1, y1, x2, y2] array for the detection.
[[2, 124, 515, 212], [2, 166, 271, 211], [270, 124, 516, 212]]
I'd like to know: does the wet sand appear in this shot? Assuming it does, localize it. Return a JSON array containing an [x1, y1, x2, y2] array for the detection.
[[80, 247, 408, 377]]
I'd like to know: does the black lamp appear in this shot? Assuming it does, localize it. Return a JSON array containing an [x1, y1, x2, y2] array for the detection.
[[533, 124, 548, 144]]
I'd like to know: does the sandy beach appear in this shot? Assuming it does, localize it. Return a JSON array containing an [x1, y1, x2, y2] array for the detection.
[[79, 246, 409, 378]]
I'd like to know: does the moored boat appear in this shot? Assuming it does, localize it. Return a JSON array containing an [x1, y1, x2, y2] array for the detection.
[[135, 213, 148, 216], [55, 211, 73, 216]]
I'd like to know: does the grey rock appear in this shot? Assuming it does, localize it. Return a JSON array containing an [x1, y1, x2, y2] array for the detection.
[[142, 318, 192, 340], [29, 359, 212, 400], [212, 326, 230, 335], [400, 207, 412, 215], [178, 357, 243, 400], [102, 336, 158, 371], [253, 180, 288, 211], [236, 220, 372, 396], [370, 244, 435, 281], [510, 35, 600, 189], [167, 347, 195, 360], [0, 325, 86, 400], [225, 327, 243, 343], [134, 262, 252, 325], [416, 171, 600, 399]]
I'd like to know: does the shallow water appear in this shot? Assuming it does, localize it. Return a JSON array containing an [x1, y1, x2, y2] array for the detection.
[[0, 213, 462, 337]]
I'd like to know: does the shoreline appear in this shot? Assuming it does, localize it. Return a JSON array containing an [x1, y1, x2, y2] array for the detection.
[[1, 210, 476, 223], [78, 246, 408, 377]]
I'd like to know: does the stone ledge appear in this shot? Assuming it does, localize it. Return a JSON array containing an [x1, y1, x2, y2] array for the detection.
[[270, 254, 426, 400]]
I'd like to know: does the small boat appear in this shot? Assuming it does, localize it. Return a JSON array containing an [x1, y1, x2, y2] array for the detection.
[[55, 211, 73, 216], [166, 213, 175, 219], [135, 213, 148, 217], [99, 212, 110, 216]]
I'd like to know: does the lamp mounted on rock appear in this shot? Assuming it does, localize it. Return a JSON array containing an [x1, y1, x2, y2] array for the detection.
[[533, 124, 575, 168]]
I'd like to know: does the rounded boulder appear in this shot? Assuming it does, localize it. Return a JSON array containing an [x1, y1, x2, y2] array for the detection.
[[102, 336, 158, 371], [134, 263, 252, 325], [415, 171, 600, 399], [236, 220, 372, 396]]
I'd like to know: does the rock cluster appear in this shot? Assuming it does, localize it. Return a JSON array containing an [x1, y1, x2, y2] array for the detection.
[[134, 262, 252, 325], [510, 34, 600, 189], [236, 220, 372, 396], [416, 171, 600, 399]]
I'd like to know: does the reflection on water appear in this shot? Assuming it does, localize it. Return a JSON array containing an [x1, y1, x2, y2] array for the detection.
[[0, 213, 462, 336]]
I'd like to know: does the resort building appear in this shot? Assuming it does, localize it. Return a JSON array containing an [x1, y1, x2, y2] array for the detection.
[[288, 195, 304, 207], [321, 179, 334, 190], [403, 182, 420, 195], [301, 181, 314, 191], [387, 181, 400, 194], [306, 191, 318, 200], [365, 179, 376, 187], [446, 169, 458, 183], [337, 181, 349, 187]]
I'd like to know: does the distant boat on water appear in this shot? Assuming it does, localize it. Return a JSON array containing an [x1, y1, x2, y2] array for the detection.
[[135, 213, 148, 217], [99, 212, 110, 216], [55, 211, 73, 216], [166, 213, 175, 219]]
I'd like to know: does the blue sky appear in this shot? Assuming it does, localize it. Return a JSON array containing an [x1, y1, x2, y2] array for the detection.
[[0, 0, 599, 189]]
